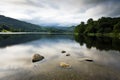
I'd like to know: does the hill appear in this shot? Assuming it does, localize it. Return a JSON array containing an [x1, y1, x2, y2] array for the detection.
[[0, 15, 45, 32], [0, 15, 74, 33]]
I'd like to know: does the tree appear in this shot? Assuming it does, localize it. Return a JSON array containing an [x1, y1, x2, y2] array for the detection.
[[84, 18, 97, 33], [87, 18, 94, 24], [74, 22, 85, 34], [74, 17, 120, 35], [97, 22, 112, 33], [113, 22, 120, 33]]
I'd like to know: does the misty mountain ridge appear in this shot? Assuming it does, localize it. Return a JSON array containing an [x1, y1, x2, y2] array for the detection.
[[0, 15, 74, 33]]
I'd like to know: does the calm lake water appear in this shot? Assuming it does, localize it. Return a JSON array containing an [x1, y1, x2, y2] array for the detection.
[[0, 34, 120, 80]]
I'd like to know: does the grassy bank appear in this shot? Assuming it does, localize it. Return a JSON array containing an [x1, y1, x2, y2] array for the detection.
[[74, 33, 120, 38], [87, 33, 120, 38]]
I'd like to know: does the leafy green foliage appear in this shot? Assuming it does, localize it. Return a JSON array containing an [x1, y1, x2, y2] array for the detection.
[[74, 22, 85, 34], [113, 22, 120, 33], [74, 17, 120, 34]]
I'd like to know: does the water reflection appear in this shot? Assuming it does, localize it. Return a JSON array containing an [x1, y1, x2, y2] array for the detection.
[[0, 34, 120, 80], [0, 34, 73, 48], [75, 35, 120, 51]]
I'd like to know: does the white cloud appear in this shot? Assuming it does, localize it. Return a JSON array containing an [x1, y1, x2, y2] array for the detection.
[[0, 0, 120, 26]]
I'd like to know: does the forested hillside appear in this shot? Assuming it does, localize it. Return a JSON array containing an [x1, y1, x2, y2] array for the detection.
[[74, 17, 120, 35], [0, 15, 73, 33], [0, 15, 45, 32]]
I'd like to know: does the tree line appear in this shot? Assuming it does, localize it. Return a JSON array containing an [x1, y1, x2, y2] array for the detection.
[[74, 17, 120, 34]]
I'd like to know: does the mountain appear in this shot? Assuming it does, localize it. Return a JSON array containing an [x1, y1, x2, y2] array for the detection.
[[0, 15, 45, 32], [0, 15, 74, 33]]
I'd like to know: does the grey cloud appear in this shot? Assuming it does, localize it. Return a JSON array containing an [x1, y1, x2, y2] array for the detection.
[[23, 0, 60, 9], [0, 0, 120, 26], [24, 0, 120, 26], [107, 2, 120, 17]]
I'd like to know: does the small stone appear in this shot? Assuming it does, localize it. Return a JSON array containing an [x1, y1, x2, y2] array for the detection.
[[85, 59, 93, 62], [61, 50, 66, 53], [32, 54, 44, 62], [60, 62, 71, 68], [78, 58, 94, 62], [66, 53, 70, 56]]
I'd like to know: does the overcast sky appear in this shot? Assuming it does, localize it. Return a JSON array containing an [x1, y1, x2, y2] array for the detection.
[[0, 0, 120, 26]]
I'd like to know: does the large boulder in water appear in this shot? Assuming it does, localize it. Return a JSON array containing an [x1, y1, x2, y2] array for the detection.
[[32, 54, 44, 62]]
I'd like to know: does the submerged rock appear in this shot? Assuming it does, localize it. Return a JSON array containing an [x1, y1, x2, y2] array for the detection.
[[61, 50, 66, 53], [66, 53, 70, 56], [32, 54, 44, 62], [60, 62, 71, 68]]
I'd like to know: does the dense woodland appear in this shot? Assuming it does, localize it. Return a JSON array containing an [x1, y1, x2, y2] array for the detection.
[[0, 15, 73, 33], [74, 17, 120, 35]]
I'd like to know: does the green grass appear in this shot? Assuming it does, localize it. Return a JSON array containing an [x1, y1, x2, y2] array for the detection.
[[87, 33, 120, 38], [74, 33, 79, 35], [1, 29, 11, 32]]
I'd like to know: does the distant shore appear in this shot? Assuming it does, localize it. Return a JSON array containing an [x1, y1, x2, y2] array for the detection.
[[0, 32, 73, 35]]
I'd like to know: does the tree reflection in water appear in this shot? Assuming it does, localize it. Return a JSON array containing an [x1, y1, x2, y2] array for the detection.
[[74, 35, 120, 51]]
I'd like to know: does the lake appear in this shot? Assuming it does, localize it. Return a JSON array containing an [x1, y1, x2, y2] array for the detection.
[[0, 34, 120, 80]]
